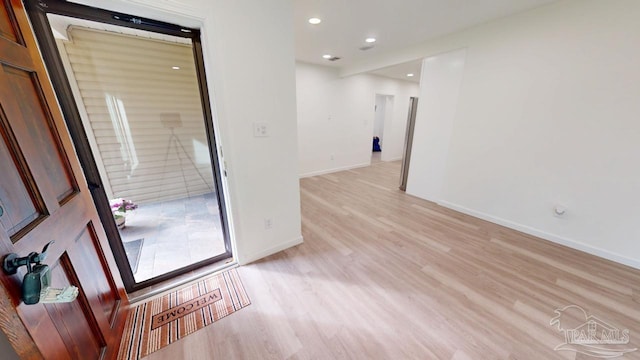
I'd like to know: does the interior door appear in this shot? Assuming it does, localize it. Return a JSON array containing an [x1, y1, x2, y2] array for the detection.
[[399, 97, 418, 191], [0, 0, 127, 358]]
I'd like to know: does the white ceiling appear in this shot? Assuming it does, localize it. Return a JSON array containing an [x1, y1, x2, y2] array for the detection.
[[294, 0, 558, 79], [370, 59, 422, 83]]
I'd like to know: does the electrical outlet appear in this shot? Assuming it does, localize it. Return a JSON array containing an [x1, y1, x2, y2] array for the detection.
[[553, 204, 567, 218], [264, 218, 273, 230]]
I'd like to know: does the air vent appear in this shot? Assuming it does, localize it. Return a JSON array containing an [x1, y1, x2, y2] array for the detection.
[[359, 45, 374, 51], [327, 56, 341, 61]]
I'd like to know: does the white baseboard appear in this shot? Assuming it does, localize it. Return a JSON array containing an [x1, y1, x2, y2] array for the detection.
[[438, 200, 640, 270], [299, 163, 370, 178], [238, 235, 304, 265]]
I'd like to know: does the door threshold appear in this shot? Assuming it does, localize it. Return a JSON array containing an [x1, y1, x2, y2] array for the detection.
[[127, 257, 237, 304]]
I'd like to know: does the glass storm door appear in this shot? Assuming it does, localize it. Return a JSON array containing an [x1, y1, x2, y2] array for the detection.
[[26, 0, 231, 291]]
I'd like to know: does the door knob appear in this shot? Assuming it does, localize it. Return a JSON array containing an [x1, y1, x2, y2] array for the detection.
[[3, 240, 54, 275], [2, 241, 78, 305]]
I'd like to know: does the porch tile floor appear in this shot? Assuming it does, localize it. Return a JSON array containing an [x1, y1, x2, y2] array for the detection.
[[118, 193, 226, 282]]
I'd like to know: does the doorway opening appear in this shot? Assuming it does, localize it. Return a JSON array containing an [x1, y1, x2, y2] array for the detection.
[[373, 94, 394, 164], [25, 0, 231, 292]]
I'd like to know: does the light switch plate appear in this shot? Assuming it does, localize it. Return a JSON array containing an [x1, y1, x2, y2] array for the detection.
[[253, 122, 269, 137]]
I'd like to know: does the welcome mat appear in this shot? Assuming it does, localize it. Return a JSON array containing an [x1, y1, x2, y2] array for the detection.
[[117, 268, 250, 360]]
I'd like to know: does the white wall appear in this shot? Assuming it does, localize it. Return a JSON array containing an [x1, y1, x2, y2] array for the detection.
[[373, 95, 386, 140], [404, 0, 640, 268], [407, 49, 466, 201], [296, 62, 419, 177], [77, 0, 303, 264]]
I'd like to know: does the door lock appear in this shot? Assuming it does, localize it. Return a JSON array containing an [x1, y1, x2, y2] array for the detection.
[[2, 241, 78, 305]]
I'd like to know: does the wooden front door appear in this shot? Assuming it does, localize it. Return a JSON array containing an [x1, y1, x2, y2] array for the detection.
[[0, 0, 127, 358]]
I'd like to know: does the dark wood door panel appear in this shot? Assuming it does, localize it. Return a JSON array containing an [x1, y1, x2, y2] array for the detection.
[[0, 64, 77, 205], [10, 193, 83, 256], [15, 297, 69, 359], [0, 106, 44, 237], [0, 1, 128, 358], [67, 223, 121, 330], [44, 253, 106, 360], [3, 213, 121, 359], [0, 36, 30, 68], [0, 0, 21, 44]]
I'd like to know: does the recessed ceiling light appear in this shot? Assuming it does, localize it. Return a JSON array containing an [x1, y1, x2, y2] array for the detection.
[[407, 73, 414, 77], [172, 66, 180, 70], [308, 18, 322, 25], [365, 37, 376, 43], [322, 54, 332, 59]]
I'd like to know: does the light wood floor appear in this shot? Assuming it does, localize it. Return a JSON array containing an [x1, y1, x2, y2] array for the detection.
[[147, 161, 640, 359]]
